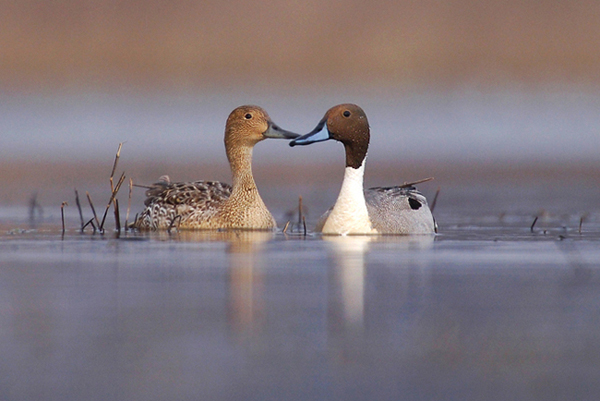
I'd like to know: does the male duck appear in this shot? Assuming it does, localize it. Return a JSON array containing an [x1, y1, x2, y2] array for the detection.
[[290, 104, 435, 235], [133, 105, 299, 230]]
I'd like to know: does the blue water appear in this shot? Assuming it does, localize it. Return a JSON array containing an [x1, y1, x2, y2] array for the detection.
[[2, 87, 600, 400], [1, 198, 600, 401]]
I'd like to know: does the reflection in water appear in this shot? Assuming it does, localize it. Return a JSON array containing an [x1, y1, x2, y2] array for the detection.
[[2, 229, 599, 400], [324, 236, 372, 328], [138, 229, 273, 337], [224, 232, 272, 337], [324, 235, 435, 366], [144, 229, 273, 249], [325, 235, 435, 331], [177, 230, 273, 337]]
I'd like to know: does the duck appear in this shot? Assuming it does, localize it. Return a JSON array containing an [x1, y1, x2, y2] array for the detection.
[[132, 105, 299, 230], [289, 103, 436, 235]]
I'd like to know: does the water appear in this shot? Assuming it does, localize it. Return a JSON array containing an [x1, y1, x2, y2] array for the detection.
[[1, 184, 600, 401], [2, 87, 600, 400]]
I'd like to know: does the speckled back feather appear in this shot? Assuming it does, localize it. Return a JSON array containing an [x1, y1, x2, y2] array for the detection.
[[133, 179, 232, 230]]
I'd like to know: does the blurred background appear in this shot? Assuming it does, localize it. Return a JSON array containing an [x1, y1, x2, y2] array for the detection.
[[1, 0, 600, 213]]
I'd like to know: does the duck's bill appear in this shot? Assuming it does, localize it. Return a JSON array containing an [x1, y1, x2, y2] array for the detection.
[[263, 122, 300, 139], [289, 118, 330, 147]]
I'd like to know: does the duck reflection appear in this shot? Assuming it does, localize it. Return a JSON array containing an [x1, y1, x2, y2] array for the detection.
[[325, 236, 373, 329], [146, 229, 273, 249], [224, 231, 272, 336], [325, 235, 434, 329], [151, 229, 272, 336]]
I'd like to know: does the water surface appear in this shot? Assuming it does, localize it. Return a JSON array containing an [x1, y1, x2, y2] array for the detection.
[[1, 198, 599, 401], [2, 87, 600, 400]]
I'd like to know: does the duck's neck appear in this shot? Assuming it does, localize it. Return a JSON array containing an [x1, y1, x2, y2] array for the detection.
[[228, 145, 258, 194], [223, 144, 273, 229], [335, 161, 369, 216], [322, 159, 375, 235], [227, 146, 264, 207]]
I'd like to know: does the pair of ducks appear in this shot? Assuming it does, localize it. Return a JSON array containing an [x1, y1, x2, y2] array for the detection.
[[133, 104, 436, 235]]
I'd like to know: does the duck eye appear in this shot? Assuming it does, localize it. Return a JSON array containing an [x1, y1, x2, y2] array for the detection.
[[343, 110, 351, 117], [244, 113, 252, 119]]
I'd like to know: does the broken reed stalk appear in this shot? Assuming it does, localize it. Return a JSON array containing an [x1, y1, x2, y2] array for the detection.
[[114, 199, 121, 232], [109, 143, 123, 193], [530, 216, 538, 233], [82, 218, 96, 232], [125, 178, 133, 231], [86, 191, 101, 230], [302, 216, 307, 236], [430, 186, 441, 213], [298, 196, 303, 226], [579, 216, 584, 235], [74, 189, 85, 231], [99, 172, 126, 231], [283, 220, 290, 234], [61, 201, 68, 234], [29, 192, 44, 228]]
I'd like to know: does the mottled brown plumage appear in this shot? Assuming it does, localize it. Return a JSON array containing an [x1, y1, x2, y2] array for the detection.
[[132, 106, 298, 230]]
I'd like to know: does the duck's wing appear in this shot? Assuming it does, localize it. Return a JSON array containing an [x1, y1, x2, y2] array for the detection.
[[144, 180, 232, 208], [364, 185, 435, 234], [365, 185, 428, 210], [134, 179, 232, 230]]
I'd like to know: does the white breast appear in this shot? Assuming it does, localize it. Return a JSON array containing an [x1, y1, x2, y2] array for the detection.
[[320, 162, 377, 235]]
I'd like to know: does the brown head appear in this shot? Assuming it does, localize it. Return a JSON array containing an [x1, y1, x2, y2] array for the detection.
[[289, 104, 370, 169], [224, 105, 299, 154]]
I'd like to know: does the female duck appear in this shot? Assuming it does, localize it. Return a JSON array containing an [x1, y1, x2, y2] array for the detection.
[[133, 105, 299, 230], [290, 104, 435, 235]]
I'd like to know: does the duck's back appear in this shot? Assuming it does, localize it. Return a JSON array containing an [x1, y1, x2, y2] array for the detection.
[[314, 185, 435, 234], [364, 186, 435, 234], [134, 179, 232, 230]]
